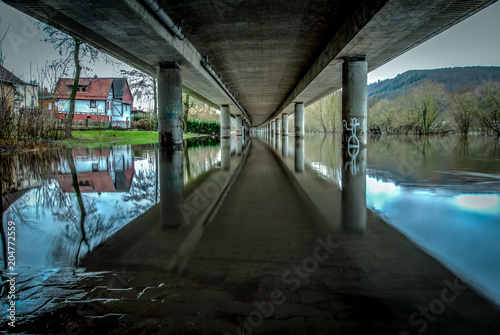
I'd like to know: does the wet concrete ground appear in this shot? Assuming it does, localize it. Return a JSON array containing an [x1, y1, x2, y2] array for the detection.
[[7, 138, 500, 334]]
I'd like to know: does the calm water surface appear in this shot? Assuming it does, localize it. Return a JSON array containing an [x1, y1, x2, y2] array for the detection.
[[1, 134, 499, 320], [299, 134, 500, 305], [1, 137, 223, 271]]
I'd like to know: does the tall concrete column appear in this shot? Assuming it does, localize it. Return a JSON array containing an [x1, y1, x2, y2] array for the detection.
[[294, 102, 304, 138], [235, 115, 242, 136], [342, 56, 368, 146], [271, 120, 275, 136], [158, 62, 182, 148], [276, 118, 281, 137], [282, 113, 288, 136], [220, 105, 231, 140]]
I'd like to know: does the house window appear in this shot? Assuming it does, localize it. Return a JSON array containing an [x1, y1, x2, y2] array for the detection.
[[67, 85, 88, 92], [90, 100, 96, 108]]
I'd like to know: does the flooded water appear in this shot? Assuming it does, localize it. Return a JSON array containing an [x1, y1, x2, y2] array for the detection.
[[299, 134, 500, 305], [1, 137, 224, 270], [1, 134, 499, 334]]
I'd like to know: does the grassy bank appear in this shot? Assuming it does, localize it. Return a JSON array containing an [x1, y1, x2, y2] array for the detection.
[[68, 130, 204, 146]]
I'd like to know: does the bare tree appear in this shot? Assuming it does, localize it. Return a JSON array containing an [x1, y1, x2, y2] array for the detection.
[[474, 81, 500, 136], [38, 23, 117, 138], [305, 90, 341, 133], [450, 91, 476, 135], [120, 68, 157, 119], [0, 17, 10, 66]]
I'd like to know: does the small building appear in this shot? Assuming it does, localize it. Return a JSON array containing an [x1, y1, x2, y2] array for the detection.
[[0, 64, 38, 114], [39, 87, 55, 116], [131, 108, 150, 118], [52, 76, 133, 128]]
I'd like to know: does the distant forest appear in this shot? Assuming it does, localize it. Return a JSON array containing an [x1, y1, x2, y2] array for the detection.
[[368, 66, 500, 101], [367, 66, 500, 136], [305, 66, 500, 136]]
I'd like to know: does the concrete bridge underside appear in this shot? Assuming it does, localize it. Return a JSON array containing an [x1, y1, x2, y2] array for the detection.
[[5, 0, 497, 127]]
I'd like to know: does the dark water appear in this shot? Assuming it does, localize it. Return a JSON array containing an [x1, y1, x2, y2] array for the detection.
[[0, 137, 223, 271], [298, 134, 500, 305], [1, 134, 499, 329]]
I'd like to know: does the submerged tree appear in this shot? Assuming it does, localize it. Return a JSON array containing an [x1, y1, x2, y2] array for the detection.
[[474, 81, 500, 136], [305, 90, 341, 133], [450, 91, 476, 135]]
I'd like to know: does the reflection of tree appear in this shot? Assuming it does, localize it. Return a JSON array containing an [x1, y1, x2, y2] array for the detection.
[[65, 150, 88, 264], [183, 139, 192, 182], [304, 135, 342, 186], [122, 161, 157, 218]]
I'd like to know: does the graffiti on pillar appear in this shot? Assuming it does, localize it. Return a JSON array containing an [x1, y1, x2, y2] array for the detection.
[[343, 117, 360, 176], [343, 118, 360, 151]]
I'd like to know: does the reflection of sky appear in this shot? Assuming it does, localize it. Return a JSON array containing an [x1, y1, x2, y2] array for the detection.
[[366, 176, 500, 306], [2, 153, 159, 269], [1, 142, 223, 271], [298, 135, 500, 306]]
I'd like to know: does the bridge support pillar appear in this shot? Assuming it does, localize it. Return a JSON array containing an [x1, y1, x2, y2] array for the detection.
[[276, 118, 281, 137], [271, 120, 275, 136], [236, 115, 242, 136], [282, 113, 288, 136], [342, 56, 367, 147], [158, 62, 182, 148], [294, 102, 304, 138], [220, 105, 231, 139]]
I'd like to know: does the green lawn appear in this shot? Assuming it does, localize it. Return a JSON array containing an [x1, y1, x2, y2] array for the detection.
[[69, 130, 203, 146]]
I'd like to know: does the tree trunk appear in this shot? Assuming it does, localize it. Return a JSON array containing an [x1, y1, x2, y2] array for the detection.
[[65, 38, 82, 138], [65, 149, 88, 264]]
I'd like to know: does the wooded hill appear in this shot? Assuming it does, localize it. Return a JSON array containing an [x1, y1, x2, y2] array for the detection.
[[368, 66, 500, 101]]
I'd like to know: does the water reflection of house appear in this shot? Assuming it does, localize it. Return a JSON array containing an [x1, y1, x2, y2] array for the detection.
[[58, 146, 134, 193]]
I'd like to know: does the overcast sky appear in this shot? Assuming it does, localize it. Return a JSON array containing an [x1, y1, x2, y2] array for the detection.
[[1, 1, 500, 86]]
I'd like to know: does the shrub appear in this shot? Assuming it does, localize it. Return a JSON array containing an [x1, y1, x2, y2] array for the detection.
[[186, 119, 220, 134], [132, 118, 153, 131]]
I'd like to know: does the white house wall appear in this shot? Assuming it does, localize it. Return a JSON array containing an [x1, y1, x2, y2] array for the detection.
[[56, 99, 107, 115]]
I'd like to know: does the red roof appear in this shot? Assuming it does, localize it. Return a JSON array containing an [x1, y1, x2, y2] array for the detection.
[[53, 77, 114, 100], [65, 78, 91, 86], [57, 172, 119, 193]]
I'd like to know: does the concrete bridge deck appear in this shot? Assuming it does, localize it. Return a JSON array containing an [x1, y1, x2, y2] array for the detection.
[[14, 138, 500, 334]]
